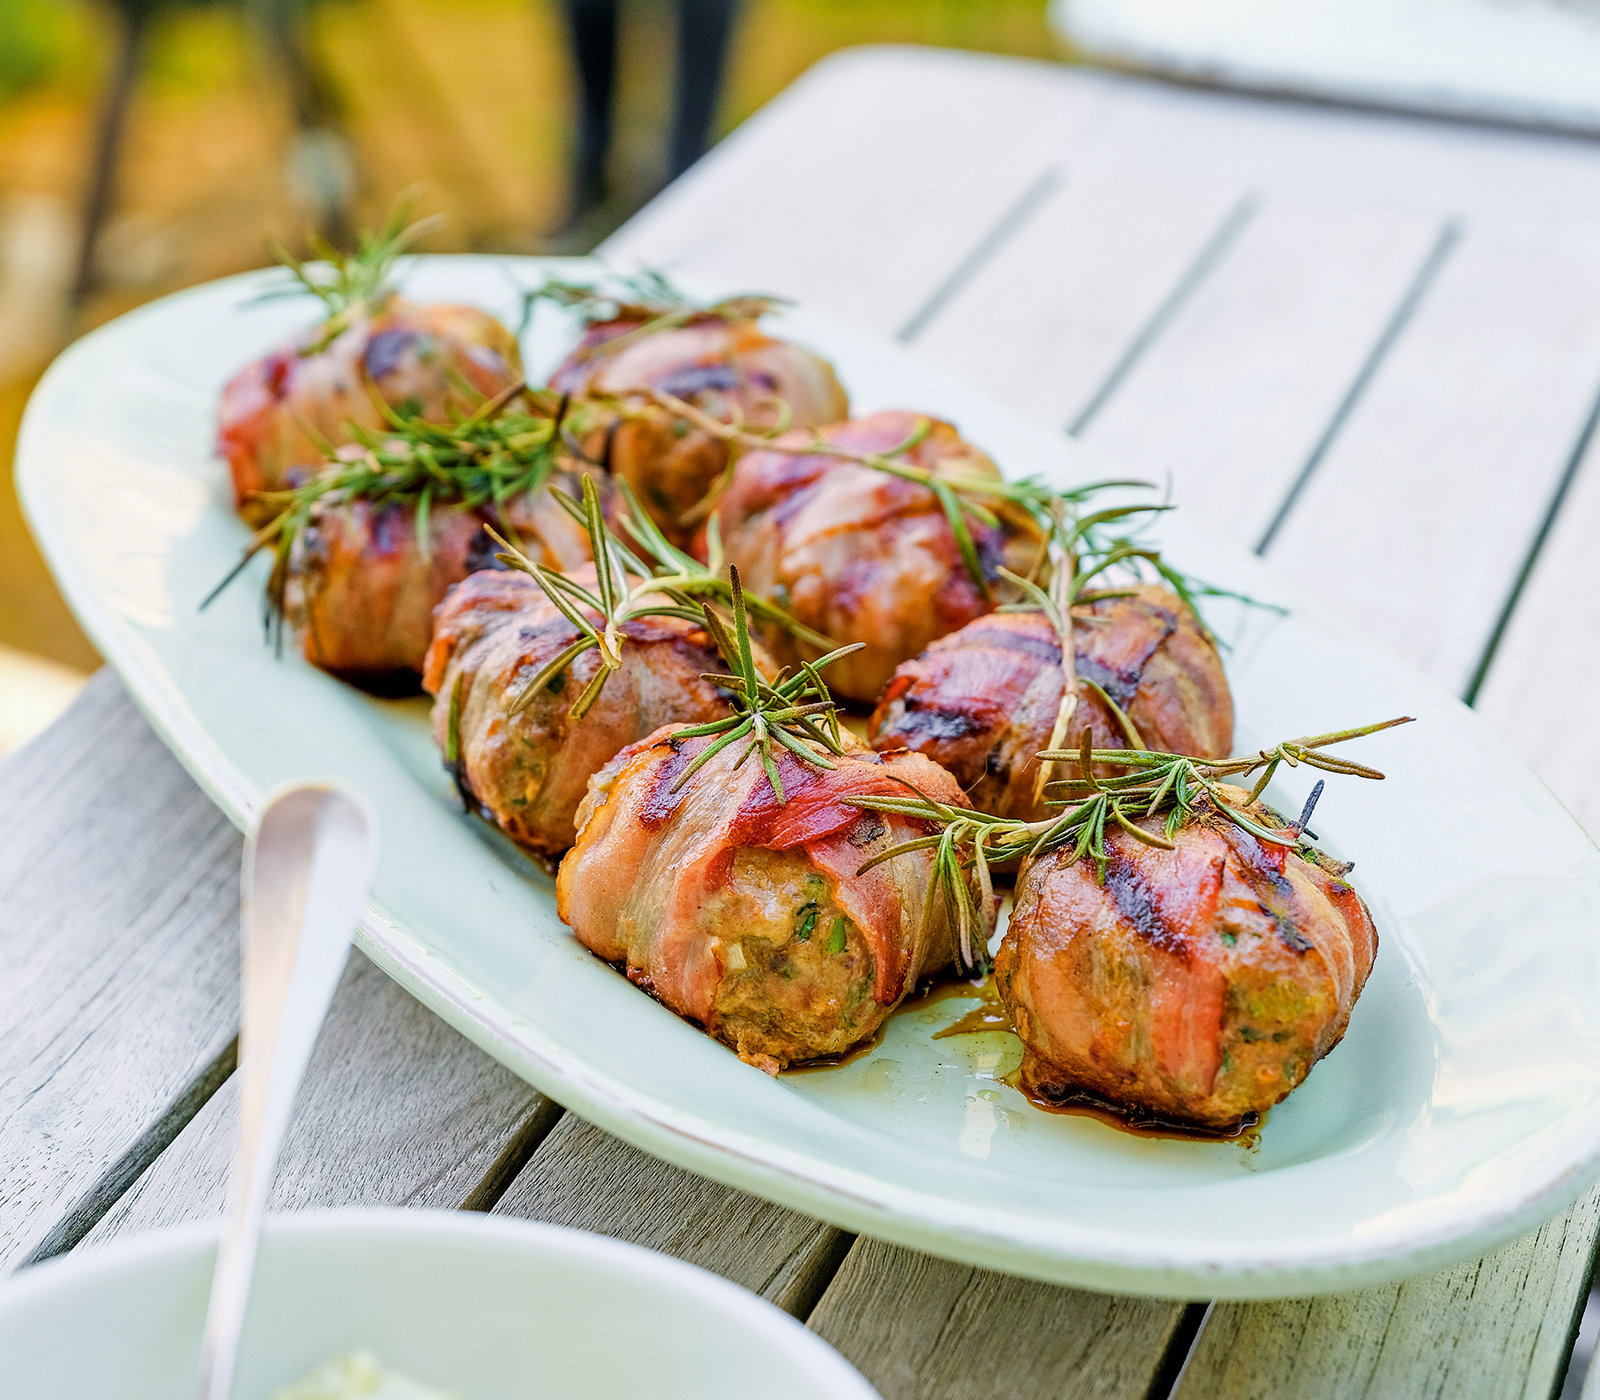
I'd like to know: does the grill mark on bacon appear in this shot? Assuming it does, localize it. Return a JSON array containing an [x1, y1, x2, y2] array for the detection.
[[1217, 813, 1315, 953], [766, 461, 830, 527], [1075, 597, 1177, 705], [654, 363, 742, 397], [847, 814, 886, 847], [372, 502, 403, 556], [895, 705, 981, 742], [1106, 850, 1191, 963], [953, 625, 1063, 663], [517, 616, 577, 647], [639, 736, 703, 829], [1074, 654, 1141, 708]]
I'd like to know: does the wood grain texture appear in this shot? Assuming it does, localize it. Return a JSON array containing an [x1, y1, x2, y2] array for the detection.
[[0, 672, 242, 1273], [908, 168, 1246, 423], [1473, 409, 1600, 839], [1080, 199, 1445, 546], [83, 950, 559, 1246], [601, 47, 1103, 335], [1174, 1185, 1600, 1400], [1263, 219, 1600, 698], [491, 1113, 850, 1317], [807, 1235, 1186, 1400]]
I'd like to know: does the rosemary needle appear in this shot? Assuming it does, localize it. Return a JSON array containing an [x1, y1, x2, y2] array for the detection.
[[845, 716, 1415, 973]]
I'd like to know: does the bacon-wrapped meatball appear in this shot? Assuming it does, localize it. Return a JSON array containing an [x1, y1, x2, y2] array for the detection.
[[997, 785, 1376, 1131], [550, 314, 847, 544], [713, 411, 1044, 705], [422, 567, 755, 859], [281, 471, 593, 681], [870, 585, 1233, 820], [556, 727, 974, 1071], [220, 298, 521, 524]]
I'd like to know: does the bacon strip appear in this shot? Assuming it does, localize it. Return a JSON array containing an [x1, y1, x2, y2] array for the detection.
[[218, 298, 520, 526], [870, 588, 1233, 821], [424, 568, 739, 858], [550, 317, 847, 546], [998, 786, 1377, 1130], [558, 726, 973, 1052], [712, 411, 1045, 704]]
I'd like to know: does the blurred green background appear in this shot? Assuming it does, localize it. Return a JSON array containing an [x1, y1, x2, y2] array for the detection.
[[0, 0, 1060, 750]]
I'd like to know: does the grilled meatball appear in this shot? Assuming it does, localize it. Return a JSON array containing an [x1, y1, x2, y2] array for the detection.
[[713, 411, 1045, 705], [283, 475, 592, 681], [870, 586, 1233, 820], [422, 567, 756, 859], [997, 785, 1377, 1131], [220, 298, 521, 524], [557, 726, 974, 1071], [549, 316, 847, 544]]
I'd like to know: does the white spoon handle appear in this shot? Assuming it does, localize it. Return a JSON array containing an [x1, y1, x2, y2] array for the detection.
[[195, 785, 380, 1400]]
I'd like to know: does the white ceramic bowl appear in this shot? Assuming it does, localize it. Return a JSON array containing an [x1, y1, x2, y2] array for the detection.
[[0, 1209, 879, 1399]]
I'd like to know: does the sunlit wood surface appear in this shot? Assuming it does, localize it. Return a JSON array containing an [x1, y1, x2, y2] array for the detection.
[[8, 46, 1600, 1399]]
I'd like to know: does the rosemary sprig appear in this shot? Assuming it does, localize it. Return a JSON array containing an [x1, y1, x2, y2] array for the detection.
[[521, 264, 783, 349], [845, 716, 1414, 972], [995, 489, 1287, 803], [261, 194, 444, 354], [667, 567, 862, 804], [201, 384, 572, 641], [490, 473, 839, 722]]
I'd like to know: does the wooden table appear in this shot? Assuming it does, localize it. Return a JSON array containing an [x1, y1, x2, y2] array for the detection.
[[7, 46, 1600, 1400]]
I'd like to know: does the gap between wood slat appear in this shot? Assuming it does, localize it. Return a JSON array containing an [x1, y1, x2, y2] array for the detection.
[[895, 165, 1064, 344], [18, 1036, 239, 1267], [1254, 217, 1463, 555], [1146, 1301, 1214, 1400], [456, 1101, 566, 1213], [1067, 193, 1258, 436], [1463, 373, 1600, 707]]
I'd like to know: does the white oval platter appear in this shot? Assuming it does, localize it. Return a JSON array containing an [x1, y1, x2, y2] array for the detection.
[[17, 255, 1600, 1299]]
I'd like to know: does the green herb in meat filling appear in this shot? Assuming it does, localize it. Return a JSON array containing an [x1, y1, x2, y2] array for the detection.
[[794, 902, 819, 942], [827, 916, 847, 955]]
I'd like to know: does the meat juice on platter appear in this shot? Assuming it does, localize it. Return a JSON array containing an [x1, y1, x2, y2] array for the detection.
[[209, 219, 1409, 1139]]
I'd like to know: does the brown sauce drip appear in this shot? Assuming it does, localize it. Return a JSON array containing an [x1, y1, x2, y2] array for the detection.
[[734, 967, 1266, 1146], [783, 1036, 886, 1073], [930, 975, 1015, 1039], [1012, 1069, 1264, 1145]]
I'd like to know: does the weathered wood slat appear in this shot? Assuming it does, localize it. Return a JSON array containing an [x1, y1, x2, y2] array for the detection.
[[0, 673, 242, 1272], [907, 169, 1247, 425], [1174, 1185, 1600, 1400], [1261, 221, 1600, 699], [602, 48, 1102, 336], [1472, 415, 1600, 838], [807, 1237, 1186, 1400], [1079, 199, 1447, 546], [490, 1114, 850, 1318], [82, 951, 559, 1246]]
